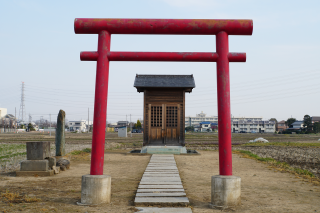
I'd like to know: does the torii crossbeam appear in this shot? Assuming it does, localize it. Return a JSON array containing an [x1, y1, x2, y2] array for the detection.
[[74, 18, 253, 177]]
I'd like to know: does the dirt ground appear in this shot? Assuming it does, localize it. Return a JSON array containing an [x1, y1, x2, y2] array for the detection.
[[1, 151, 320, 213], [175, 151, 320, 213], [0, 151, 150, 213]]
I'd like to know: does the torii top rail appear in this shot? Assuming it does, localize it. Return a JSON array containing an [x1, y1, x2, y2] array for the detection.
[[74, 18, 253, 176]]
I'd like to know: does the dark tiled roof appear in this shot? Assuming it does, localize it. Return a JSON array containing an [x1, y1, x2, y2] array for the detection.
[[312, 116, 320, 122], [134, 74, 195, 88]]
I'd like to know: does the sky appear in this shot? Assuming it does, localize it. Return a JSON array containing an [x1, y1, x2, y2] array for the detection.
[[1, 0, 320, 124]]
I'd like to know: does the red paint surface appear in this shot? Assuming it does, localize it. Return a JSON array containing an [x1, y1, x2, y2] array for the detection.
[[75, 18, 252, 176], [216, 31, 232, 175], [80, 51, 246, 62], [90, 30, 110, 175], [74, 18, 253, 35]]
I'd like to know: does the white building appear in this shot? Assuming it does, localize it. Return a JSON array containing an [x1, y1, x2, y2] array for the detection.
[[185, 111, 218, 127], [69, 120, 88, 132], [0, 108, 7, 119], [232, 119, 276, 133], [185, 111, 263, 128]]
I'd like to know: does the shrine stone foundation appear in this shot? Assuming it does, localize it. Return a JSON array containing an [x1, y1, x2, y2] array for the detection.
[[210, 175, 241, 209], [78, 174, 111, 205]]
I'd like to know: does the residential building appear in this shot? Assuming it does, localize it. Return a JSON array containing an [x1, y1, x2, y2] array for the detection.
[[232, 120, 276, 133], [69, 120, 87, 132], [277, 120, 287, 132], [200, 121, 212, 132], [185, 111, 263, 128], [312, 116, 320, 123], [185, 111, 218, 127], [289, 121, 304, 129], [0, 114, 17, 129], [185, 112, 274, 133], [0, 108, 7, 119]]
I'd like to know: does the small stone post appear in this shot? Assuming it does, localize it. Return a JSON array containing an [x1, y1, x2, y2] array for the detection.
[[55, 110, 65, 156]]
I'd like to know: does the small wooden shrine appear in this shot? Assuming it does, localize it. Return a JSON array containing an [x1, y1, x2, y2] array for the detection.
[[134, 74, 195, 146]]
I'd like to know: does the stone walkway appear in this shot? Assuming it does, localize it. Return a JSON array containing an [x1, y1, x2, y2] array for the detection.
[[135, 154, 192, 213]]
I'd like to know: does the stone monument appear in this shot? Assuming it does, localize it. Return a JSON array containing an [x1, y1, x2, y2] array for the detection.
[[54, 110, 71, 170], [55, 110, 66, 156], [16, 142, 58, 176]]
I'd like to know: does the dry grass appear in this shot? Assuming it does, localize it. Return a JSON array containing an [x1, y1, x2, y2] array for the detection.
[[1, 190, 41, 204], [233, 150, 320, 186]]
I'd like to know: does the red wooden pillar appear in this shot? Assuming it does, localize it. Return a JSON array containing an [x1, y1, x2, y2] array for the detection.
[[90, 30, 111, 175], [216, 31, 232, 176]]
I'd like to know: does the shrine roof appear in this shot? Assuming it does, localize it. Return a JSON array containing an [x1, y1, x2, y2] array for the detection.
[[134, 74, 195, 90]]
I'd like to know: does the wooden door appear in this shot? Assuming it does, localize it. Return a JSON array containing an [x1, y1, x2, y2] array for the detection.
[[165, 104, 180, 144], [148, 104, 181, 145], [148, 104, 164, 144]]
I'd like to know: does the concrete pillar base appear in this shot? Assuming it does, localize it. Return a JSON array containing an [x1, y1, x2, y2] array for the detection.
[[77, 174, 111, 205], [210, 175, 241, 209]]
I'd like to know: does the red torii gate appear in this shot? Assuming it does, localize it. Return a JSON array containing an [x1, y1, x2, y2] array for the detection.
[[74, 18, 253, 177]]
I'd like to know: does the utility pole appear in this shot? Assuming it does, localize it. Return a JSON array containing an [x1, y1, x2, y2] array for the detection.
[[88, 108, 89, 133], [19, 82, 26, 124], [15, 107, 16, 132], [130, 114, 132, 137], [40, 116, 43, 130], [50, 114, 51, 137]]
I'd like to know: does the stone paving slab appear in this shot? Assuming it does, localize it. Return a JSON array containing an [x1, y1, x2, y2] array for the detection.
[[146, 167, 178, 170], [148, 164, 176, 166], [135, 207, 192, 213], [140, 181, 182, 185], [138, 185, 183, 189], [141, 177, 181, 182], [136, 192, 186, 197], [145, 171, 178, 173], [137, 189, 185, 192], [144, 171, 179, 174], [148, 161, 175, 163], [151, 157, 175, 158], [134, 197, 189, 204], [143, 174, 180, 177], [135, 154, 189, 208], [145, 170, 179, 174]]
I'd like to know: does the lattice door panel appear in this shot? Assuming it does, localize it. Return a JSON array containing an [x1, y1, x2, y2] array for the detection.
[[151, 106, 162, 127], [166, 106, 178, 127]]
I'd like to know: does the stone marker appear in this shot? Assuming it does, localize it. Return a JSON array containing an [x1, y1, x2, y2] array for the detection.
[[27, 142, 50, 160], [52, 166, 60, 174], [55, 109, 66, 156], [16, 141, 55, 176], [57, 159, 70, 169], [46, 157, 56, 169], [20, 160, 48, 171]]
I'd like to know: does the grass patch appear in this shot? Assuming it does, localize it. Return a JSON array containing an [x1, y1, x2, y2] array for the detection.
[[234, 150, 318, 184], [241, 142, 320, 147], [1, 190, 41, 204], [236, 150, 274, 162], [70, 148, 91, 155]]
